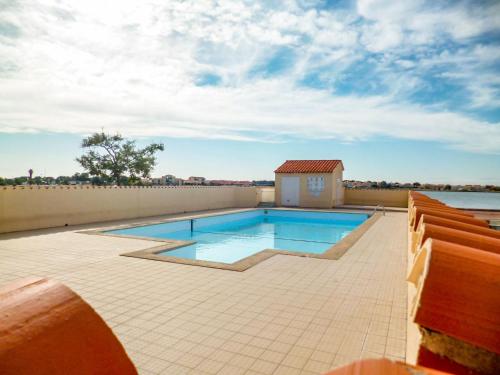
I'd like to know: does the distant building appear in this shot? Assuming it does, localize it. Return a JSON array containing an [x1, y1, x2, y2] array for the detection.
[[67, 180, 88, 185], [184, 176, 206, 185], [208, 180, 252, 186], [253, 180, 275, 186], [150, 177, 162, 185], [151, 175, 183, 186], [164, 174, 183, 185]]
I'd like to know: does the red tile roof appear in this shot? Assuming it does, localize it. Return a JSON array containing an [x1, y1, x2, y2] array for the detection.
[[417, 347, 475, 375], [408, 193, 500, 373], [418, 214, 500, 240], [412, 239, 500, 354], [274, 160, 343, 173], [415, 223, 500, 255], [410, 206, 487, 231]]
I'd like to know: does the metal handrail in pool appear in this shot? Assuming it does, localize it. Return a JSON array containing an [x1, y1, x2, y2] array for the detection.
[[373, 204, 386, 216]]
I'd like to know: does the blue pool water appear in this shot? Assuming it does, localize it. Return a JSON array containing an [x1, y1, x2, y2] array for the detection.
[[108, 210, 368, 264]]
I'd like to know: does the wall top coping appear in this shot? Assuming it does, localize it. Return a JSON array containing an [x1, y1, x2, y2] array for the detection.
[[345, 188, 411, 191], [1, 185, 256, 190]]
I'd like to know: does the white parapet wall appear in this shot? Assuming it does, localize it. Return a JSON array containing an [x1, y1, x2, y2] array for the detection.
[[256, 187, 275, 203], [344, 189, 409, 208], [0, 185, 259, 234], [253, 187, 409, 208]]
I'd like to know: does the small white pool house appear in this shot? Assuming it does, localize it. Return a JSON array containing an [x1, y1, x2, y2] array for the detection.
[[274, 160, 344, 208]]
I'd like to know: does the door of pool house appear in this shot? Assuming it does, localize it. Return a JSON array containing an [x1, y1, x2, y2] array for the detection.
[[281, 176, 300, 206]]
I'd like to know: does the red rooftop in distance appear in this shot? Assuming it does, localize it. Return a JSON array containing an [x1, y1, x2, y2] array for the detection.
[[274, 159, 344, 173]]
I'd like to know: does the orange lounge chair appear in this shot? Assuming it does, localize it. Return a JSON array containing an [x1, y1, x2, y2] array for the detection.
[[0, 277, 138, 375]]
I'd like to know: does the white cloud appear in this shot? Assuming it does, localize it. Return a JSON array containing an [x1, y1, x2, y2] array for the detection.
[[0, 0, 499, 154], [360, 22, 402, 52], [357, 0, 500, 43], [1, 76, 499, 153]]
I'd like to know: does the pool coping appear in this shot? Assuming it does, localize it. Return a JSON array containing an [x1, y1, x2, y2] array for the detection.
[[79, 208, 382, 271]]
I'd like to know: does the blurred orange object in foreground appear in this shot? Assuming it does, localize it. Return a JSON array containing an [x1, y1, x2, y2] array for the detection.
[[0, 277, 137, 375]]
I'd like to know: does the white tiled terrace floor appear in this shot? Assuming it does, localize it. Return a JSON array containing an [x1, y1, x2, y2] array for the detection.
[[0, 211, 407, 375]]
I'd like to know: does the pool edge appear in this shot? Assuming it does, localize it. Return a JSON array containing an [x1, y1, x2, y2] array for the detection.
[[79, 209, 382, 272]]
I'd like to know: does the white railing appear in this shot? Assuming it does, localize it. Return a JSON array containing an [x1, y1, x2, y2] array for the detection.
[[373, 204, 386, 216]]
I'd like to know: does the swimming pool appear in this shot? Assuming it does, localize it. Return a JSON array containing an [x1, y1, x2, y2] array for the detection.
[[107, 209, 369, 264]]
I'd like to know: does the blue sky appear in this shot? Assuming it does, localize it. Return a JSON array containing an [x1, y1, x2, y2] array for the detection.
[[0, 0, 499, 183]]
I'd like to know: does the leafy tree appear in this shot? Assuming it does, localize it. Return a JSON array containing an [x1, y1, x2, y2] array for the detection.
[[45, 177, 55, 185], [76, 132, 164, 185], [32, 176, 43, 185], [71, 172, 90, 183], [14, 177, 27, 185], [56, 176, 71, 185]]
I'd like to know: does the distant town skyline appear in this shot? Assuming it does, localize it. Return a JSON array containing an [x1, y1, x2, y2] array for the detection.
[[1, 1, 499, 184], [2, 171, 499, 193]]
